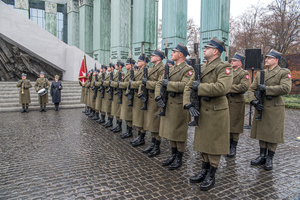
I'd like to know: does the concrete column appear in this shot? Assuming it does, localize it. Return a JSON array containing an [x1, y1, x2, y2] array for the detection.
[[161, 0, 187, 55], [93, 0, 111, 64], [132, 0, 156, 62], [200, 0, 230, 61], [110, 0, 131, 64], [45, 1, 57, 37], [67, 0, 79, 47], [79, 0, 93, 56], [14, 0, 29, 18]]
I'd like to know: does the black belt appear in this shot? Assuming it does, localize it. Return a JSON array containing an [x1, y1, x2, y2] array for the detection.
[[266, 96, 273, 100], [149, 90, 154, 93], [226, 93, 243, 97], [134, 89, 138, 93]]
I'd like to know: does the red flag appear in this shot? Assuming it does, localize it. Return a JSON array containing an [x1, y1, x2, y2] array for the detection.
[[78, 55, 88, 85]]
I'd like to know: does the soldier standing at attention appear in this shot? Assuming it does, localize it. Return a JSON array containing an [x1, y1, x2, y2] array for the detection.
[[101, 64, 114, 128], [155, 43, 193, 170], [94, 68, 103, 121], [132, 49, 165, 158], [84, 70, 92, 115], [50, 75, 63, 111], [249, 49, 291, 170], [35, 71, 50, 112], [91, 69, 100, 120], [226, 53, 250, 157], [109, 59, 125, 133], [97, 66, 108, 124], [16, 73, 32, 113], [119, 58, 136, 139], [183, 38, 233, 191], [88, 70, 97, 118]]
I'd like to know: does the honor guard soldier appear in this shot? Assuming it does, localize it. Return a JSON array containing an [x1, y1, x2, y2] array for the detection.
[[50, 75, 63, 111], [132, 49, 165, 158], [93, 68, 102, 121], [248, 49, 291, 170], [88, 69, 97, 118], [16, 73, 32, 113], [35, 71, 50, 112], [96, 66, 108, 123], [91, 68, 100, 120], [84, 70, 92, 114], [155, 43, 194, 170], [119, 58, 136, 138], [80, 78, 87, 113], [101, 64, 114, 127], [183, 37, 233, 191], [109, 59, 125, 132], [226, 53, 250, 157]]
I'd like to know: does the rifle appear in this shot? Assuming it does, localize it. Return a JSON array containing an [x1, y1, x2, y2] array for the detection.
[[93, 64, 98, 99], [138, 43, 148, 110], [254, 70, 265, 120], [115, 57, 123, 104], [99, 61, 105, 99], [107, 69, 114, 101], [157, 38, 174, 116], [188, 33, 201, 126], [125, 51, 135, 107]]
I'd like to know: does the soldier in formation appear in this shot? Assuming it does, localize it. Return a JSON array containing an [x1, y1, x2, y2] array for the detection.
[[35, 71, 50, 112], [50, 75, 63, 111], [16, 73, 32, 113]]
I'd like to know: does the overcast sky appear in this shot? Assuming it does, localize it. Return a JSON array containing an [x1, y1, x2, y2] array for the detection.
[[158, 0, 274, 26]]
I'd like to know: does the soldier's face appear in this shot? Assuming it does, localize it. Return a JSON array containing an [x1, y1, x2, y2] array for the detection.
[[265, 56, 278, 67], [107, 67, 112, 72], [137, 60, 144, 67], [115, 65, 119, 70], [40, 74, 44, 78], [150, 55, 160, 63], [230, 59, 242, 69], [102, 69, 106, 73], [22, 76, 26, 80], [93, 72, 96, 76], [125, 64, 131, 70], [203, 47, 215, 59], [55, 78, 58, 81], [171, 51, 180, 61]]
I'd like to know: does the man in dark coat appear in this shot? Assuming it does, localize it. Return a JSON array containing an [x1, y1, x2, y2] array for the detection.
[[50, 75, 63, 111]]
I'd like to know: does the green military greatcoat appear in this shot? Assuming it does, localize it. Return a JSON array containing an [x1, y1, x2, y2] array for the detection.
[[89, 76, 96, 109], [17, 79, 32, 104], [155, 61, 193, 142], [110, 71, 125, 117], [227, 67, 250, 133], [101, 73, 112, 113], [119, 70, 134, 121], [248, 65, 291, 143], [79, 81, 85, 103], [183, 57, 233, 155], [95, 74, 105, 111], [85, 79, 91, 107], [143, 61, 164, 133], [34, 78, 50, 104]]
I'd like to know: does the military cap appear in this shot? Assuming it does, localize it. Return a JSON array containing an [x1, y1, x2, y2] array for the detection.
[[185, 58, 192, 66], [125, 58, 136, 65], [137, 54, 149, 63], [167, 59, 174, 66], [231, 53, 246, 64], [265, 49, 282, 61], [21, 73, 27, 77], [172, 43, 190, 57], [205, 37, 226, 53], [117, 59, 125, 67], [109, 63, 115, 69], [55, 75, 59, 79], [151, 49, 165, 60], [102, 65, 107, 70], [40, 71, 45, 75], [95, 69, 100, 73]]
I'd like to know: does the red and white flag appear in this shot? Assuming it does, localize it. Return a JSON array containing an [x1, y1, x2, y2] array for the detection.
[[78, 55, 88, 85]]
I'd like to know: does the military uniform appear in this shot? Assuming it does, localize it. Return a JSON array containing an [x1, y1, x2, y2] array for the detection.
[[80, 81, 88, 113], [16, 74, 32, 112], [34, 75, 50, 111], [87, 75, 97, 118], [94, 73, 104, 122], [184, 38, 232, 191], [50, 76, 63, 111], [226, 53, 250, 157], [101, 72, 113, 126], [248, 49, 291, 171]]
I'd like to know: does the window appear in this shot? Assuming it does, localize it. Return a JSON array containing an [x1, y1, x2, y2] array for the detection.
[[57, 12, 64, 40], [29, 2, 45, 29]]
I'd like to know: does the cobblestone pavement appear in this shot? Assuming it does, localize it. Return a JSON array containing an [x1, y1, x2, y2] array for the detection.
[[0, 106, 299, 200]]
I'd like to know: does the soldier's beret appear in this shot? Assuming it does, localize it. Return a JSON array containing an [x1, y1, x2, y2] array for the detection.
[[205, 37, 226, 53], [172, 43, 190, 57], [265, 49, 282, 61], [40, 71, 45, 75], [231, 53, 246, 64], [126, 58, 136, 65], [117, 59, 125, 67], [151, 49, 165, 60], [21, 73, 27, 77], [185, 58, 192, 66], [167, 59, 174, 66], [138, 54, 149, 63]]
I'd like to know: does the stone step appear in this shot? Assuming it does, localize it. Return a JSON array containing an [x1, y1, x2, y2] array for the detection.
[[0, 89, 82, 95], [1, 92, 82, 98], [0, 86, 82, 91], [0, 96, 81, 103], [0, 103, 85, 112], [0, 100, 82, 108]]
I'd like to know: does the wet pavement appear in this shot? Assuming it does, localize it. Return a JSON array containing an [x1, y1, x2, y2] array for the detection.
[[0, 106, 299, 199]]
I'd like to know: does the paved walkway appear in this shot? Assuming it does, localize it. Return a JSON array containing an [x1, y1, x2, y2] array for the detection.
[[0, 106, 299, 199]]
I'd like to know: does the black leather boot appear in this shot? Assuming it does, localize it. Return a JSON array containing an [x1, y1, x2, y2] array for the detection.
[[88, 109, 95, 118], [102, 117, 110, 127], [162, 147, 177, 166], [227, 140, 238, 158], [190, 162, 210, 183], [85, 108, 91, 115], [251, 148, 267, 165], [148, 140, 161, 157], [120, 125, 128, 137], [21, 106, 26, 113], [121, 126, 133, 138], [25, 106, 29, 113], [104, 117, 113, 128], [97, 114, 106, 124], [110, 121, 118, 131], [200, 166, 217, 191], [43, 105, 47, 112], [142, 138, 156, 153], [264, 149, 275, 171], [113, 121, 122, 133], [132, 132, 145, 147], [130, 131, 140, 144], [169, 151, 183, 170], [82, 106, 88, 113], [92, 112, 99, 120], [54, 104, 58, 111], [39, 105, 43, 112]]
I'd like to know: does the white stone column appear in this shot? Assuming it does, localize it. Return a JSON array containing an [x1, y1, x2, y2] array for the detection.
[[45, 1, 57, 37]]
